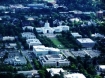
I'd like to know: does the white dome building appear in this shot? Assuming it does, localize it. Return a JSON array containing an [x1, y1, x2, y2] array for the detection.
[[36, 21, 69, 34]]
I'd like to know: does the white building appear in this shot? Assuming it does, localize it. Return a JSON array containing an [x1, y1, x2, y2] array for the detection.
[[70, 18, 80, 22], [91, 33, 104, 38], [39, 54, 70, 67], [9, 43, 17, 48], [21, 32, 36, 39], [26, 39, 42, 48], [22, 26, 34, 31], [64, 73, 86, 78], [47, 68, 65, 76], [76, 38, 95, 48], [3, 36, 15, 41], [71, 32, 82, 38], [47, 68, 86, 78], [36, 21, 69, 34], [33, 45, 60, 57], [97, 65, 105, 72]]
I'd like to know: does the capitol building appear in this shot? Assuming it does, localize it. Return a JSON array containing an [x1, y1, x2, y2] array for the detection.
[[36, 21, 69, 34]]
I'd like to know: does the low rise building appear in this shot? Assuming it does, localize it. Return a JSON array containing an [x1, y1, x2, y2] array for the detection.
[[26, 39, 42, 48], [91, 33, 104, 38], [5, 43, 17, 49], [39, 54, 70, 67], [22, 26, 34, 31], [97, 65, 105, 72], [76, 38, 95, 48], [46, 68, 65, 76], [71, 32, 82, 38], [21, 32, 36, 39], [18, 70, 40, 78], [96, 10, 103, 18], [47, 68, 86, 78], [64, 73, 86, 78], [3, 36, 15, 41], [33, 45, 60, 57]]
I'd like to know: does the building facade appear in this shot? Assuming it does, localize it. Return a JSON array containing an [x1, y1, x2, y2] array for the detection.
[[36, 21, 69, 34], [39, 54, 70, 67]]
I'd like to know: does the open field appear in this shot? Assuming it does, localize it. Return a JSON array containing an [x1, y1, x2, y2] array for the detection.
[[50, 38, 65, 49]]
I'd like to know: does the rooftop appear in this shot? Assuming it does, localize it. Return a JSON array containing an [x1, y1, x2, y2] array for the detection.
[[77, 38, 95, 43], [26, 39, 41, 44], [99, 65, 105, 69], [71, 32, 82, 38], [47, 68, 64, 76], [33, 45, 60, 52], [45, 54, 63, 60], [64, 73, 86, 78]]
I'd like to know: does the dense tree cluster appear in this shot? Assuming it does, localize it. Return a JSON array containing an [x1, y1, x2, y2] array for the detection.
[[0, 73, 26, 78], [0, 0, 34, 4], [57, 0, 102, 11], [68, 56, 102, 78], [57, 31, 81, 50], [38, 36, 57, 48]]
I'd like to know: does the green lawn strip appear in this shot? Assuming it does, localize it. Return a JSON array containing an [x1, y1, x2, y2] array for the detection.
[[50, 38, 65, 49]]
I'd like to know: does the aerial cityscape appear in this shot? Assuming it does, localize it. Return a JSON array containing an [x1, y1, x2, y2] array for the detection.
[[0, 0, 105, 78]]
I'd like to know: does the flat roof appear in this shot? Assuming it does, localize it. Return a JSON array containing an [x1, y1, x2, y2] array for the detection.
[[99, 65, 105, 69], [18, 70, 38, 74], [71, 32, 82, 37], [26, 39, 41, 43], [77, 38, 95, 43], [33, 45, 60, 52], [64, 73, 86, 78], [33, 45, 47, 51], [46, 54, 61, 59], [47, 68, 64, 76]]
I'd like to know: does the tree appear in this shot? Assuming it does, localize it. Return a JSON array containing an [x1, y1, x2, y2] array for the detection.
[[14, 73, 26, 78], [38, 70, 46, 78], [52, 74, 61, 78]]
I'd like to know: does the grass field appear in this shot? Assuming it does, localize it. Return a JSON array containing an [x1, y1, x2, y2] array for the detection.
[[50, 38, 65, 49]]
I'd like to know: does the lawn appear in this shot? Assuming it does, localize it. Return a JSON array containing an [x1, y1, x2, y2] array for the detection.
[[50, 38, 65, 49]]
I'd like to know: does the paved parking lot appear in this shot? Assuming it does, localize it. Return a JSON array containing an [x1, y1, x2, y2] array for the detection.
[[71, 50, 87, 57], [60, 49, 75, 58], [22, 50, 36, 62], [71, 50, 100, 58], [84, 50, 100, 58]]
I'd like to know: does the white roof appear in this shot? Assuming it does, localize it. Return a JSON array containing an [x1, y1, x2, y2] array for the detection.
[[77, 38, 95, 43], [47, 68, 64, 76], [91, 33, 104, 38], [33, 45, 60, 52], [26, 39, 41, 43], [70, 18, 80, 22], [71, 33, 82, 37], [27, 17, 34, 20], [99, 65, 105, 69], [64, 73, 86, 78], [21, 32, 36, 38], [18, 70, 38, 75], [23, 26, 34, 29], [97, 10, 103, 13], [33, 45, 47, 51]]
